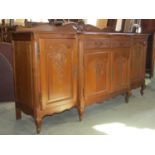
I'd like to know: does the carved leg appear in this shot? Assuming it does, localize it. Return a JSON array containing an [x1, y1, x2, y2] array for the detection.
[[78, 107, 85, 121], [15, 106, 22, 120], [140, 82, 146, 96], [122, 92, 132, 96], [125, 91, 131, 103], [35, 118, 42, 134]]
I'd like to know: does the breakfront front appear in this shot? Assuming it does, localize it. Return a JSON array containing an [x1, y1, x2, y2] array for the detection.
[[12, 24, 148, 133]]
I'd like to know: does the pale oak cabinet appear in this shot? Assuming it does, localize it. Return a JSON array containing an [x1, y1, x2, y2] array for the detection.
[[12, 24, 148, 133]]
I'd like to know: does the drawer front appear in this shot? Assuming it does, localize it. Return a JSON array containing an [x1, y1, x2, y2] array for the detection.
[[111, 40, 131, 47], [111, 37, 131, 48], [132, 35, 148, 46], [83, 38, 111, 50], [83, 37, 131, 50], [133, 39, 147, 46]]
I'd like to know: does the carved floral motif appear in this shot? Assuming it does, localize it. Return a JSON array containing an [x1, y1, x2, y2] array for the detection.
[[47, 45, 68, 81], [94, 58, 106, 81]]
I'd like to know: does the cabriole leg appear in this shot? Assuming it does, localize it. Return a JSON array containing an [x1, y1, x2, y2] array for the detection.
[[78, 107, 85, 121], [125, 91, 131, 103], [15, 105, 22, 120], [35, 118, 42, 134], [140, 82, 146, 96]]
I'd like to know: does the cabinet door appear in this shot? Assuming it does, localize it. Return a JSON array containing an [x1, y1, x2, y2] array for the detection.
[[39, 38, 77, 110], [111, 48, 130, 92], [83, 50, 110, 104], [130, 38, 146, 84]]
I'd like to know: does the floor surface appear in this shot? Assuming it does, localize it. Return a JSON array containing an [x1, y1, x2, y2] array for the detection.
[[0, 78, 155, 135]]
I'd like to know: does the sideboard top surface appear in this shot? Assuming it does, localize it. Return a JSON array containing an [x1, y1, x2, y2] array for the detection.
[[13, 23, 149, 37]]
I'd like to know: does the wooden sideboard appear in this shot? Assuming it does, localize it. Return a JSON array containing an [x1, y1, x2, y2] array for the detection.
[[12, 24, 148, 133]]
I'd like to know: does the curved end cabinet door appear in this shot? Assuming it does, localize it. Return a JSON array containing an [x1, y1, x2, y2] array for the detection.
[[39, 38, 77, 113]]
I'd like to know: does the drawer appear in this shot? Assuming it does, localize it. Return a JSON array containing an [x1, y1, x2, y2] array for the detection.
[[111, 35, 131, 48], [111, 38, 131, 47], [133, 39, 147, 46], [83, 38, 111, 50]]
